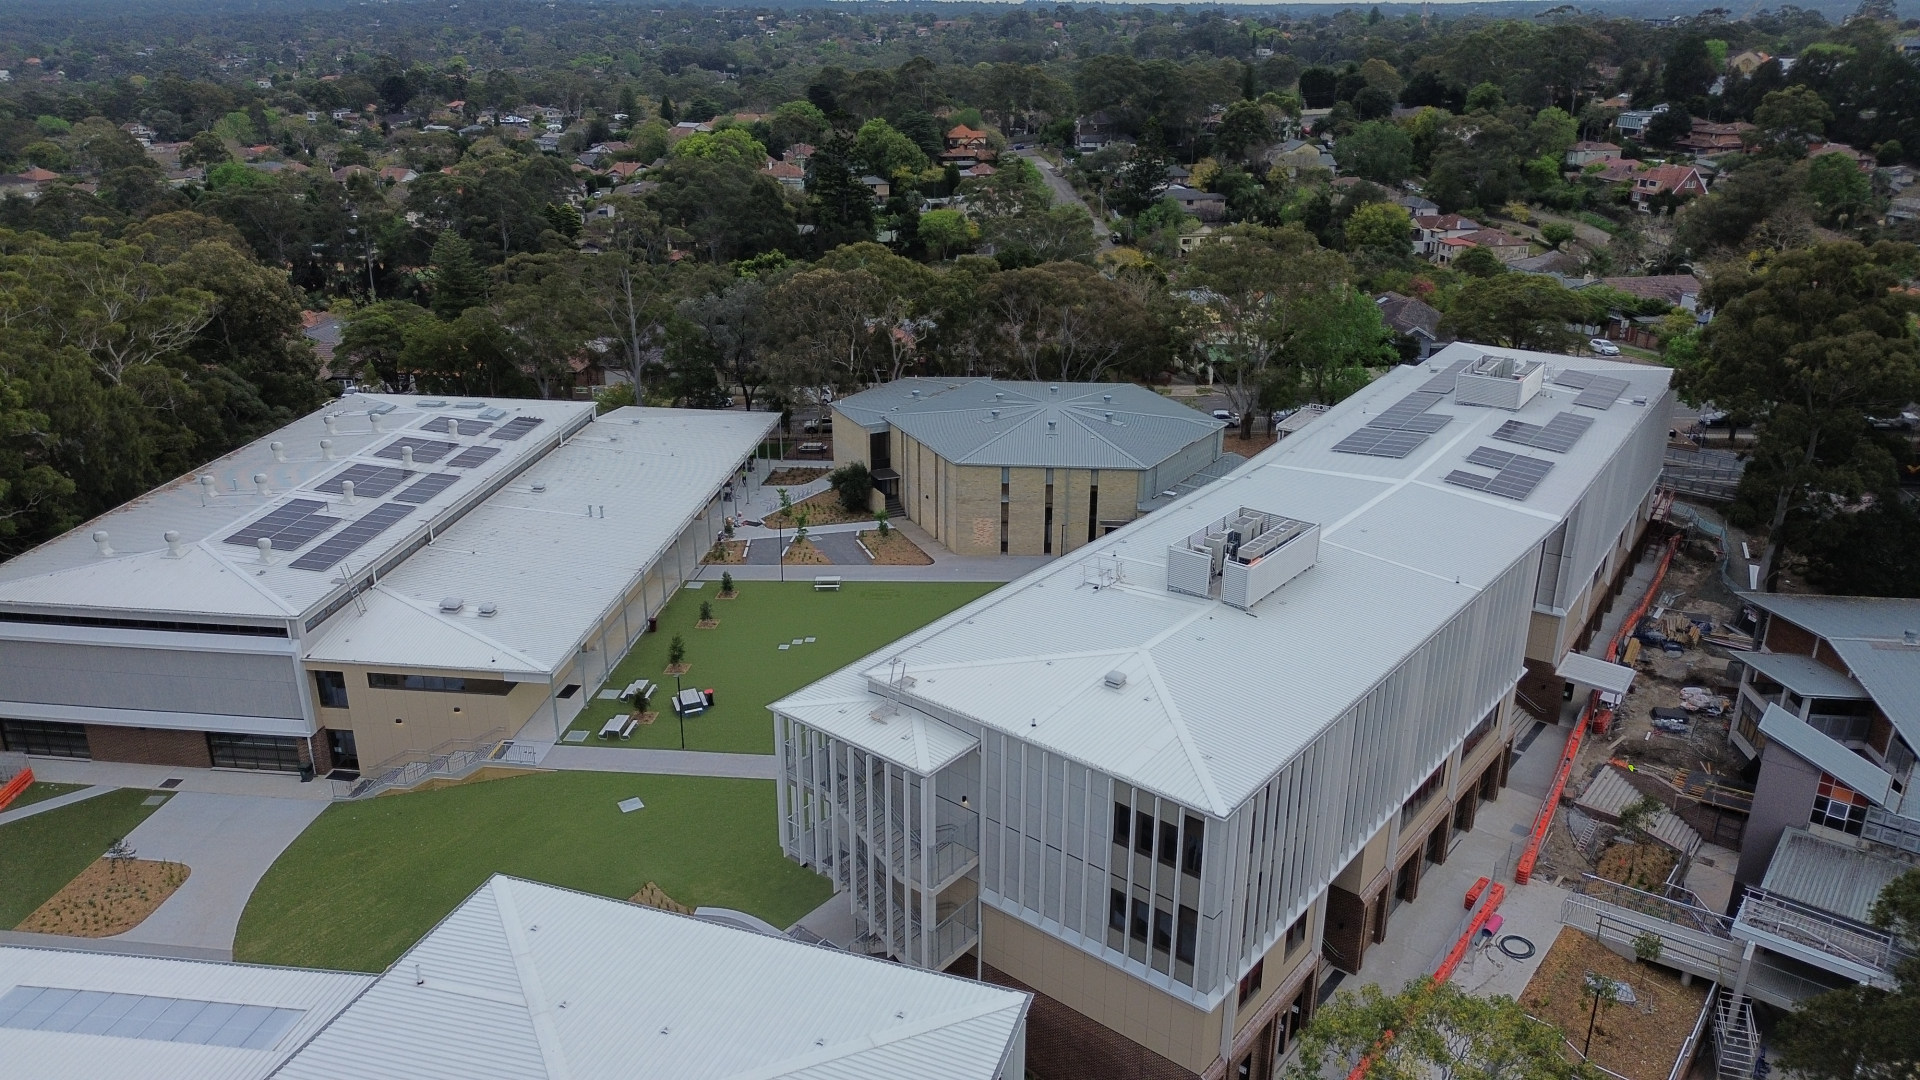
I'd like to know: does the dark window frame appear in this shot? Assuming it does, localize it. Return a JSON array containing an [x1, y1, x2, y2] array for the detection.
[[314, 670, 349, 709]]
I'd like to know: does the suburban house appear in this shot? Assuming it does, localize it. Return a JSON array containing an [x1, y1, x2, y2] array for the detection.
[[0, 399, 771, 783], [0, 875, 1033, 1080], [1373, 291, 1453, 362], [1676, 119, 1754, 155], [1410, 213, 1480, 257], [829, 379, 1233, 557], [1632, 163, 1708, 209], [1162, 185, 1227, 222], [1447, 228, 1532, 265], [1075, 111, 1127, 152], [1267, 139, 1336, 178], [1565, 140, 1621, 167], [778, 346, 1674, 1080], [1614, 105, 1668, 139], [762, 158, 805, 189]]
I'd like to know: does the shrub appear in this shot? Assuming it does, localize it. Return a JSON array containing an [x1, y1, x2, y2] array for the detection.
[[720, 571, 734, 593], [699, 600, 713, 621], [1632, 930, 1664, 963], [875, 509, 890, 536], [668, 634, 686, 666], [828, 461, 873, 513]]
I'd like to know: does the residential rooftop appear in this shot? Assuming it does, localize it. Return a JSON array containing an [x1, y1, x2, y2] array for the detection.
[[1743, 592, 1920, 755], [778, 345, 1672, 814], [832, 378, 1225, 470]]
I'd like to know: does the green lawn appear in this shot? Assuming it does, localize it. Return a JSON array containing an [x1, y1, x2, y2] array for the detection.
[[0, 788, 165, 928], [235, 771, 833, 972], [565, 580, 995, 754], [5, 781, 88, 810]]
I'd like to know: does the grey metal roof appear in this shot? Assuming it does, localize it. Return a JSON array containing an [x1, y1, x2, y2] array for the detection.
[[1762, 826, 1919, 923], [1758, 704, 1891, 805], [1738, 650, 1868, 702], [1573, 766, 1701, 856], [1744, 593, 1920, 758], [1136, 452, 1247, 512], [832, 379, 1224, 470]]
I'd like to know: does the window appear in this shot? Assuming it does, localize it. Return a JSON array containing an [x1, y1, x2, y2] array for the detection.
[[1043, 469, 1054, 555], [1087, 476, 1100, 544], [367, 672, 512, 695], [1112, 801, 1131, 847], [1130, 897, 1150, 944], [1285, 911, 1310, 955], [1109, 889, 1128, 933], [1462, 709, 1494, 757], [557, 684, 582, 699], [1176, 905, 1198, 965], [1182, 815, 1205, 876], [1000, 468, 1010, 554], [1153, 906, 1174, 952], [1237, 959, 1264, 1005], [1158, 819, 1178, 868], [1401, 765, 1446, 827], [1811, 774, 1870, 835], [313, 670, 349, 709], [1135, 810, 1154, 856], [207, 732, 302, 772], [0, 718, 89, 759]]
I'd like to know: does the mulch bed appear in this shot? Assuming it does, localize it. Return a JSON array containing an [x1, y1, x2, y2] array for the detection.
[[766, 492, 869, 527], [704, 541, 747, 564], [664, 663, 689, 676], [782, 538, 833, 565], [1523, 927, 1708, 1080], [696, 619, 720, 629], [764, 468, 828, 486], [1595, 840, 1677, 893], [18, 858, 189, 937], [860, 529, 933, 565]]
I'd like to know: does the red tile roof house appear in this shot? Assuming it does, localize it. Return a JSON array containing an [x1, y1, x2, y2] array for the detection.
[[1411, 214, 1480, 257], [761, 159, 805, 189], [1631, 163, 1708, 209]]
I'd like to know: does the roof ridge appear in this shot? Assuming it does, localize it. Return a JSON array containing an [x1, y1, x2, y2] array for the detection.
[[491, 878, 572, 1080], [712, 996, 1027, 1080]]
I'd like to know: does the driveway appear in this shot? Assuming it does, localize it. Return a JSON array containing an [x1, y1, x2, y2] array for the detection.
[[108, 792, 328, 956], [1011, 149, 1110, 247]]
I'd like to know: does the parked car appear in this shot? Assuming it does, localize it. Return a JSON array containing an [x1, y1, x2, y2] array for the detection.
[[1588, 337, 1621, 356], [1699, 403, 1729, 427], [1869, 411, 1919, 430], [801, 417, 825, 434], [1211, 408, 1240, 425]]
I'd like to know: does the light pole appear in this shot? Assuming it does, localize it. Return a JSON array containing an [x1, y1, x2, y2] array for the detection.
[[777, 519, 785, 583], [673, 673, 686, 749]]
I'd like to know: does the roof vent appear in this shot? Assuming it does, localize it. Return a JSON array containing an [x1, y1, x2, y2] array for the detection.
[[369, 412, 385, 433], [341, 480, 357, 505], [1047, 420, 1057, 433], [1905, 629, 1918, 646], [253, 473, 272, 496], [910, 389, 921, 399], [418, 399, 448, 408], [320, 438, 335, 460], [164, 531, 185, 558], [1049, 384, 1060, 395], [367, 401, 397, 416], [198, 475, 216, 499], [400, 446, 416, 467], [92, 530, 114, 557], [255, 537, 275, 564], [1104, 411, 1114, 422], [323, 415, 339, 435], [440, 597, 465, 613], [990, 409, 1000, 420], [994, 391, 1004, 401], [270, 441, 286, 463], [1103, 393, 1113, 403], [1104, 670, 1127, 689], [478, 602, 498, 618], [531, 481, 547, 493]]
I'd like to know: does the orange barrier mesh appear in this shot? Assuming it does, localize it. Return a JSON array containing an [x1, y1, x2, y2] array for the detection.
[[0, 767, 36, 812]]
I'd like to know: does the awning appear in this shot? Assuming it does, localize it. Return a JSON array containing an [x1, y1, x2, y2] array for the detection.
[[1556, 651, 1637, 697]]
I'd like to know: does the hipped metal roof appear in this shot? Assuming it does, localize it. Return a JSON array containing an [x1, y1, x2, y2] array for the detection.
[[1744, 593, 1920, 757]]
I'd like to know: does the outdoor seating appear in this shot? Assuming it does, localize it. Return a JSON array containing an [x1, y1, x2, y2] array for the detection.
[[598, 715, 624, 739], [814, 576, 841, 591], [619, 715, 639, 740]]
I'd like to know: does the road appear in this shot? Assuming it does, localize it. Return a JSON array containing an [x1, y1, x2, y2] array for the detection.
[[1010, 149, 1111, 248]]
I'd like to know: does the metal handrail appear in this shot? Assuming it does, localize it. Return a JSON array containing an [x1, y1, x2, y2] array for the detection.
[[349, 727, 509, 798], [1735, 887, 1911, 973]]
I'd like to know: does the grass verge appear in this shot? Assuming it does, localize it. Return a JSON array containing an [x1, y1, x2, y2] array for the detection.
[[5, 781, 89, 810], [0, 788, 165, 928], [235, 771, 832, 972]]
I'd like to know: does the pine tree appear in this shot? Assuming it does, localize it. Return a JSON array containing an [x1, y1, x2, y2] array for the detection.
[[660, 95, 677, 125], [427, 232, 489, 320]]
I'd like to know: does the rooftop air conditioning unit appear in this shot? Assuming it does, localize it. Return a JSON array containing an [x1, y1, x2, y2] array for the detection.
[[1453, 354, 1546, 410], [1167, 507, 1318, 608]]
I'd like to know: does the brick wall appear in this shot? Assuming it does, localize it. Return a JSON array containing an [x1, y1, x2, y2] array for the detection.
[[86, 725, 211, 768], [970, 960, 1199, 1080], [302, 729, 334, 775]]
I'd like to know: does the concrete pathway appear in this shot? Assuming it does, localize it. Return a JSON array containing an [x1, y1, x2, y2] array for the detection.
[[23, 758, 336, 800], [106, 792, 329, 956], [0, 785, 113, 826], [790, 890, 858, 947], [538, 745, 778, 779], [0, 929, 230, 963]]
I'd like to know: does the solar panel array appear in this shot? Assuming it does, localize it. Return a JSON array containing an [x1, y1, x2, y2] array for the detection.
[[223, 499, 339, 550], [424, 417, 493, 436], [0, 984, 305, 1050], [315, 463, 412, 498], [289, 503, 416, 572], [488, 416, 545, 441], [1573, 376, 1631, 410], [1332, 391, 1455, 459], [373, 436, 459, 464], [446, 444, 501, 469], [1444, 445, 1555, 500], [1492, 412, 1594, 454], [392, 473, 460, 505], [1419, 356, 1474, 394]]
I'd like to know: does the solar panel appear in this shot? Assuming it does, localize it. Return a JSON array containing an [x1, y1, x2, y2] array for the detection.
[[223, 499, 340, 550], [422, 416, 493, 436], [315, 463, 412, 498], [1552, 369, 1596, 390], [1573, 375, 1631, 410], [488, 416, 545, 441], [1332, 389, 1455, 459], [392, 473, 460, 505], [373, 436, 459, 463], [1420, 357, 1474, 394], [290, 503, 416, 572], [1466, 445, 1515, 470], [446, 445, 502, 469], [1446, 445, 1555, 500], [1331, 426, 1436, 458], [1492, 411, 1593, 453]]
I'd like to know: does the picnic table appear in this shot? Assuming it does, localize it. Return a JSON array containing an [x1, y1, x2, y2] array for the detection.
[[598, 715, 626, 739], [623, 679, 654, 704], [673, 688, 708, 716]]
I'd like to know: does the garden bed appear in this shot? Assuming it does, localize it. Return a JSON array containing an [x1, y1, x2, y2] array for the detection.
[[766, 491, 869, 527], [705, 540, 746, 564], [18, 857, 189, 936], [1523, 927, 1708, 1080], [782, 538, 832, 565], [764, 467, 828, 486], [1595, 840, 1677, 893], [860, 528, 932, 565]]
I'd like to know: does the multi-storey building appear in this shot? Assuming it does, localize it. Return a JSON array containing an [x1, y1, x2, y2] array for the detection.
[[774, 345, 1674, 1079]]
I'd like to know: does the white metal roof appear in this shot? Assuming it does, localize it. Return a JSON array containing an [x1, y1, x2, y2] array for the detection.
[[302, 408, 773, 679], [776, 345, 1672, 815], [271, 875, 1028, 1080], [0, 946, 371, 1080], [1761, 826, 1919, 923], [0, 395, 592, 624], [1556, 651, 1637, 696], [833, 378, 1224, 470]]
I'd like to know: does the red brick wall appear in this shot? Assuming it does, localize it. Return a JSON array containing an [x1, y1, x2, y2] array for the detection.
[[969, 960, 1198, 1080], [85, 726, 211, 768], [1762, 618, 1819, 659], [301, 729, 333, 775]]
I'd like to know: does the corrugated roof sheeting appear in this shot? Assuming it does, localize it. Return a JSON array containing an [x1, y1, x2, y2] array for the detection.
[[276, 875, 1027, 1080], [1744, 593, 1920, 643], [1825, 639, 1920, 754], [1574, 767, 1702, 856], [1758, 704, 1892, 805], [1761, 826, 1919, 924], [1737, 649, 1867, 701], [0, 947, 371, 1080]]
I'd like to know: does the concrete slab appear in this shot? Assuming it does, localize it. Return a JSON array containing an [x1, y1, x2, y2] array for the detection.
[[538, 745, 778, 780], [790, 890, 858, 948], [107, 792, 328, 954], [1686, 842, 1739, 915], [0, 785, 113, 826], [23, 758, 337, 800]]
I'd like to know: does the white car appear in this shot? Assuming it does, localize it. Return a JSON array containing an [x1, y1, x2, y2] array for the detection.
[[1588, 338, 1621, 356], [1211, 408, 1240, 425]]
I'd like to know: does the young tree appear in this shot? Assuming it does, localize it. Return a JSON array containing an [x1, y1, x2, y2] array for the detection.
[[1683, 242, 1920, 588], [1289, 980, 1602, 1080]]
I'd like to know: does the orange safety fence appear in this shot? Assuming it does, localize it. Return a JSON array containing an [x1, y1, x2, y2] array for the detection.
[[1514, 534, 1679, 884], [0, 767, 36, 812], [1343, 883, 1508, 1080]]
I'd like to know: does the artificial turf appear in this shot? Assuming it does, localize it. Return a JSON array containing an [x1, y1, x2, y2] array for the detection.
[[0, 788, 165, 928], [234, 771, 835, 972], [4, 781, 88, 810], [561, 580, 995, 754]]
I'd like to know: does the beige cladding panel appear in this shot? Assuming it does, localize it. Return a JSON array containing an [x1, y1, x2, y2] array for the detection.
[[1333, 822, 1393, 893], [1005, 468, 1048, 555], [983, 907, 1220, 1074], [830, 409, 867, 470], [312, 662, 547, 772]]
